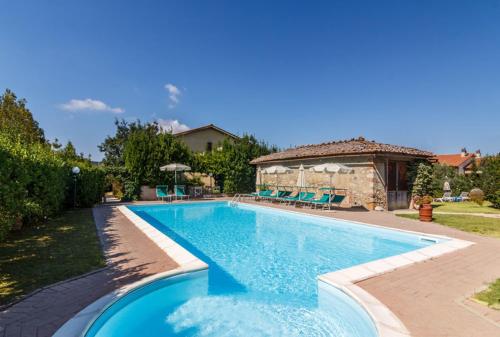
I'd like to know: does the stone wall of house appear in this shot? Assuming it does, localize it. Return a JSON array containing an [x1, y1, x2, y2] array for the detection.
[[257, 156, 381, 209], [373, 159, 388, 209]]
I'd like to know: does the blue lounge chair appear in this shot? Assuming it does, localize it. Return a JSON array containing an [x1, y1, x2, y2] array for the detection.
[[156, 185, 170, 202]]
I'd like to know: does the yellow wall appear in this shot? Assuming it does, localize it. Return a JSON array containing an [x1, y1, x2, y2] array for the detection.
[[177, 128, 234, 153]]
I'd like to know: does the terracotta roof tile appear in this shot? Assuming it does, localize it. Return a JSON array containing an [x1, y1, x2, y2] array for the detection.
[[434, 154, 475, 167], [250, 137, 433, 164]]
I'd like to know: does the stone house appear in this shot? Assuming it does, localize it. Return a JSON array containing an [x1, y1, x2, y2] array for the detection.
[[250, 137, 433, 210]]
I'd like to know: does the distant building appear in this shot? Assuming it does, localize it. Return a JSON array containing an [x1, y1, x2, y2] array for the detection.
[[434, 148, 481, 175], [174, 124, 239, 153], [251, 137, 433, 210]]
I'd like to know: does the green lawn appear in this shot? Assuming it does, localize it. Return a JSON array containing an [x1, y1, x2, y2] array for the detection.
[[0, 209, 105, 305], [396, 213, 500, 238], [474, 279, 500, 309], [432, 201, 500, 214]]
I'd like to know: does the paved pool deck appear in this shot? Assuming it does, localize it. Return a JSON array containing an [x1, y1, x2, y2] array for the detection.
[[0, 205, 178, 337], [1, 199, 499, 337]]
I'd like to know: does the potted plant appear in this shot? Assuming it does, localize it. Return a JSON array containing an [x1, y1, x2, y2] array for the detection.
[[418, 195, 433, 222]]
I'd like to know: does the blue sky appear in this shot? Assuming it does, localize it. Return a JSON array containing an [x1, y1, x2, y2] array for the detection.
[[1, 0, 499, 160]]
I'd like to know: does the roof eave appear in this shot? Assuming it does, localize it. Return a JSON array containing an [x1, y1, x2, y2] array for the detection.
[[251, 151, 433, 165]]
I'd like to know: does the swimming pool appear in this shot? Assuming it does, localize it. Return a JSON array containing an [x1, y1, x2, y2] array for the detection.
[[85, 202, 437, 337]]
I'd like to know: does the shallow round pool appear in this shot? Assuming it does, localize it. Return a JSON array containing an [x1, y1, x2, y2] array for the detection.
[[85, 271, 377, 337]]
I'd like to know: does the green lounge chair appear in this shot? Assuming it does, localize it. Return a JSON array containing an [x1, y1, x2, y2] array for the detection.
[[261, 190, 279, 200], [312, 194, 346, 210], [265, 190, 289, 201], [309, 193, 331, 208], [156, 185, 170, 202], [254, 190, 272, 200], [275, 191, 293, 202], [295, 192, 317, 206], [174, 185, 189, 200], [330, 194, 346, 207], [282, 191, 306, 204]]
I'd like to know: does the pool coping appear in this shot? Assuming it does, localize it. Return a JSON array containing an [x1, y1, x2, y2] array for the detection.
[[54, 201, 474, 337]]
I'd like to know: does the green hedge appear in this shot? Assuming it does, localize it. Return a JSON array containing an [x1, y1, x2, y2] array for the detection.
[[0, 135, 104, 240]]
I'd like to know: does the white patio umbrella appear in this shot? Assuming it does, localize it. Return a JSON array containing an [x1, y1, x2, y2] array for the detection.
[[256, 167, 262, 189], [160, 163, 191, 184], [309, 163, 353, 189], [263, 165, 292, 191], [296, 164, 306, 200], [310, 163, 353, 208], [443, 180, 451, 192]]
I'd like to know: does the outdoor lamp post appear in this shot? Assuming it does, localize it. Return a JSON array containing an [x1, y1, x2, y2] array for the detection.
[[72, 166, 80, 208]]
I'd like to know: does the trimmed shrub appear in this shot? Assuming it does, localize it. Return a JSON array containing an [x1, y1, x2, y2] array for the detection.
[[469, 188, 485, 206]]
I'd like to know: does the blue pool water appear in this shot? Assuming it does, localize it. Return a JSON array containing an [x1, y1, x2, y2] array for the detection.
[[86, 202, 435, 337]]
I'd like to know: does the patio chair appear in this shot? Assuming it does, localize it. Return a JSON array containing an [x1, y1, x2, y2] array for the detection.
[[457, 191, 470, 202], [434, 192, 454, 202], [174, 185, 189, 200], [156, 185, 170, 202]]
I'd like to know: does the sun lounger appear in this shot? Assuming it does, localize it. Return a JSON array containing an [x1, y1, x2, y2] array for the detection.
[[282, 191, 307, 204], [174, 185, 189, 200], [308, 193, 331, 208], [434, 192, 454, 202], [156, 185, 170, 202], [457, 191, 470, 202], [295, 192, 319, 206], [310, 194, 346, 210], [266, 191, 290, 201]]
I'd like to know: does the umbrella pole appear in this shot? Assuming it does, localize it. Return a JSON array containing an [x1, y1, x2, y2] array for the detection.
[[329, 174, 332, 209]]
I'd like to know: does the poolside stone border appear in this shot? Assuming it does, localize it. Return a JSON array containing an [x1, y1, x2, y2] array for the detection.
[[54, 201, 474, 337]]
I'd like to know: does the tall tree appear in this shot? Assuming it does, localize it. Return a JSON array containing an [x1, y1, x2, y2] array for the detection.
[[123, 126, 192, 186], [0, 89, 45, 143], [98, 119, 153, 166]]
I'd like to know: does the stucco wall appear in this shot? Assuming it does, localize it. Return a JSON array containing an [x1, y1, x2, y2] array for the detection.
[[177, 129, 233, 153], [256, 156, 380, 209]]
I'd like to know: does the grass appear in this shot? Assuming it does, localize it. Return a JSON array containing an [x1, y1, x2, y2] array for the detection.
[[474, 279, 500, 310], [397, 213, 500, 238], [0, 209, 105, 305], [432, 201, 500, 214]]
